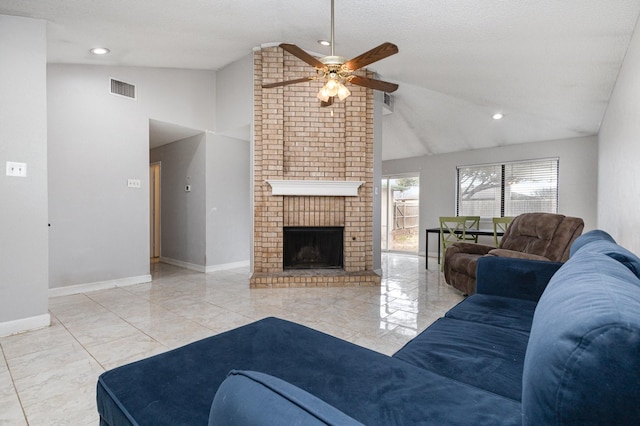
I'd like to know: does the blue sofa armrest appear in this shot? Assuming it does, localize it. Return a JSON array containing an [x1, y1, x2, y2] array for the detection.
[[476, 256, 563, 302], [209, 370, 364, 426]]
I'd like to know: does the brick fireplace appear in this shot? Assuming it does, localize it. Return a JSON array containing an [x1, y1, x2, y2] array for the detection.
[[250, 46, 381, 288]]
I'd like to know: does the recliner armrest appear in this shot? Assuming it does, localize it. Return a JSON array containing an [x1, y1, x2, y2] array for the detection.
[[447, 242, 495, 256], [476, 256, 563, 302], [487, 249, 551, 262]]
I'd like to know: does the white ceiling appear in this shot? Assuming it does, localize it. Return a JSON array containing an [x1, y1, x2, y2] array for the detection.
[[2, 0, 640, 160]]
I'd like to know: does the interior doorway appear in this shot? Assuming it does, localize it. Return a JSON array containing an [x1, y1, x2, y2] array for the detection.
[[149, 162, 161, 259], [381, 175, 419, 253]]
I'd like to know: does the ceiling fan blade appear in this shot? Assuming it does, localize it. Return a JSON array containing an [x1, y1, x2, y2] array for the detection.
[[349, 75, 399, 93], [279, 43, 325, 69], [262, 76, 316, 89], [344, 42, 398, 71], [320, 97, 334, 107]]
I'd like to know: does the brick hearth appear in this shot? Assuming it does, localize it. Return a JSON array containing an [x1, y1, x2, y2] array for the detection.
[[250, 46, 381, 288]]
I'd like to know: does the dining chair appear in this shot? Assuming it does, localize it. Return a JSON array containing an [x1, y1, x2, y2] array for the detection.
[[492, 217, 514, 247], [463, 216, 481, 243], [439, 216, 479, 271]]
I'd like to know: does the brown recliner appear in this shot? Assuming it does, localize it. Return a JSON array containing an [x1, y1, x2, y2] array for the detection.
[[443, 213, 584, 295]]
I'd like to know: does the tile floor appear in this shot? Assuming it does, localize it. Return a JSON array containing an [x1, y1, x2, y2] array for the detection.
[[0, 253, 463, 425]]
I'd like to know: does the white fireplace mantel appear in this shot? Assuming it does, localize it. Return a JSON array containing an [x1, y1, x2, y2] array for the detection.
[[266, 180, 364, 197]]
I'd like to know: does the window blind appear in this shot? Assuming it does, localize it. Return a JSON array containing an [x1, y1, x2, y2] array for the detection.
[[457, 158, 558, 217]]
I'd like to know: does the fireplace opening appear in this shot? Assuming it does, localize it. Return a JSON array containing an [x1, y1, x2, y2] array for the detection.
[[283, 227, 344, 270]]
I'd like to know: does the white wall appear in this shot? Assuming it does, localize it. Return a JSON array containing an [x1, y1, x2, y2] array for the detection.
[[372, 91, 383, 272], [598, 19, 640, 255], [215, 52, 253, 270], [216, 54, 253, 140], [150, 134, 207, 268], [145, 54, 252, 271], [383, 135, 598, 257], [48, 64, 216, 288], [206, 133, 250, 268], [0, 16, 50, 334]]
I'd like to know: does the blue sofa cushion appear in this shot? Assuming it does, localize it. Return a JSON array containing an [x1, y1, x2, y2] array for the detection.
[[98, 317, 522, 426], [209, 370, 363, 426], [522, 252, 640, 425], [475, 256, 563, 302], [569, 230, 640, 278], [568, 229, 616, 257], [445, 293, 537, 332], [393, 317, 529, 401]]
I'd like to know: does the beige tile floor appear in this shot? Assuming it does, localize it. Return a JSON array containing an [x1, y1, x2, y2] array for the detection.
[[0, 253, 463, 425]]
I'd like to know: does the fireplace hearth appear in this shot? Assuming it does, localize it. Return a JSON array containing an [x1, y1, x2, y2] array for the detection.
[[283, 227, 344, 270]]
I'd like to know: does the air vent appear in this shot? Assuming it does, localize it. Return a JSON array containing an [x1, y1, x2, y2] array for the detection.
[[383, 92, 394, 115], [110, 78, 136, 99]]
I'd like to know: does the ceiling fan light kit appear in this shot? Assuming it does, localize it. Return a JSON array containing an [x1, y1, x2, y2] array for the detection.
[[262, 0, 399, 106], [317, 77, 351, 102]]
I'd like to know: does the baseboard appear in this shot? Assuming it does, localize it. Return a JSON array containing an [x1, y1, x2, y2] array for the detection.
[[0, 313, 51, 337], [205, 260, 249, 273], [160, 257, 206, 272], [160, 257, 249, 273], [48, 274, 152, 298]]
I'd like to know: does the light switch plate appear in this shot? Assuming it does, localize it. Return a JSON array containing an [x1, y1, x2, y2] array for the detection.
[[6, 162, 27, 177], [127, 179, 141, 188]]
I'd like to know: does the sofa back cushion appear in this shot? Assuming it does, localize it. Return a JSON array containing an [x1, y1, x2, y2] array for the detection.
[[500, 213, 584, 262], [569, 230, 640, 278], [569, 229, 616, 257], [209, 370, 364, 426], [521, 250, 640, 425]]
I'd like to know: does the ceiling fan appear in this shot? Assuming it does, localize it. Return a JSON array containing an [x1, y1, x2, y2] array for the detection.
[[262, 0, 399, 107]]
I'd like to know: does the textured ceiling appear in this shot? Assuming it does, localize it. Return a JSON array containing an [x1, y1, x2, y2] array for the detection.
[[2, 0, 640, 160]]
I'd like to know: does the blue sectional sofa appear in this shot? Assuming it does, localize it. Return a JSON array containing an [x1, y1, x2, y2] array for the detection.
[[97, 230, 640, 425]]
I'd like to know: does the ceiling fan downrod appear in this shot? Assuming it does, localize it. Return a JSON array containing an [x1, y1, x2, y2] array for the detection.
[[321, 0, 347, 67], [330, 0, 335, 57]]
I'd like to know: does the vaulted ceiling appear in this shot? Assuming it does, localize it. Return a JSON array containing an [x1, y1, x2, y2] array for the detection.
[[2, 0, 640, 160]]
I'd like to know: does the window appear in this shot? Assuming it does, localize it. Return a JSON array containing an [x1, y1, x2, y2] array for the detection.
[[457, 158, 558, 217]]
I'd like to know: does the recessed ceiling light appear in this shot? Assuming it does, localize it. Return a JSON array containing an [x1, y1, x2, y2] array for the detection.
[[318, 40, 331, 46], [492, 113, 504, 120], [90, 47, 110, 55]]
